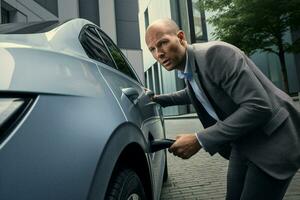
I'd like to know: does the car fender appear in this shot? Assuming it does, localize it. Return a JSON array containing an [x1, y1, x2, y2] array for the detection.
[[87, 121, 152, 200]]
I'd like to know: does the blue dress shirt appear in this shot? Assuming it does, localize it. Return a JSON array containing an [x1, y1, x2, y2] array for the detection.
[[177, 52, 219, 148]]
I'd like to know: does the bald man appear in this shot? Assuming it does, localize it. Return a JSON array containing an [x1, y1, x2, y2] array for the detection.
[[145, 19, 300, 200]]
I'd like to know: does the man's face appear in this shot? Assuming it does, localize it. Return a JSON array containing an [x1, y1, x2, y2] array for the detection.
[[146, 27, 186, 71]]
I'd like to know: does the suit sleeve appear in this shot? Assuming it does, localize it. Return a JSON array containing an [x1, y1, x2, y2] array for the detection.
[[196, 44, 272, 155], [153, 87, 191, 107]]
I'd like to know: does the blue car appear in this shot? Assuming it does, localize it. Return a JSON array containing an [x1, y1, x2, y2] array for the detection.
[[0, 18, 168, 200]]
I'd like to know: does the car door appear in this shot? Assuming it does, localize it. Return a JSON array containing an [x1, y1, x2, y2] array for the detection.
[[97, 29, 166, 192], [79, 24, 166, 195]]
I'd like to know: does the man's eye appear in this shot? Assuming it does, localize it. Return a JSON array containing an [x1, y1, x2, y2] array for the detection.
[[162, 40, 168, 44]]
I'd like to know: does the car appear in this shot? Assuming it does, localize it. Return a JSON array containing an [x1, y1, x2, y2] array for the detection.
[[0, 18, 169, 200]]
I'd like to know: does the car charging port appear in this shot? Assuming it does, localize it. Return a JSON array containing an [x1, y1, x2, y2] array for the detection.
[[150, 139, 175, 153]]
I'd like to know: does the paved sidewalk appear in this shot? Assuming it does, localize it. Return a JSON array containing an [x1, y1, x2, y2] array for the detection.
[[160, 117, 300, 200]]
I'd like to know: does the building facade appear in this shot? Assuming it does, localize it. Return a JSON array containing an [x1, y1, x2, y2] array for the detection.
[[0, 0, 144, 83], [139, 0, 300, 116]]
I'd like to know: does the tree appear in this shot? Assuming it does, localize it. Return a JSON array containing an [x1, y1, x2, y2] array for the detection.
[[197, 0, 300, 93]]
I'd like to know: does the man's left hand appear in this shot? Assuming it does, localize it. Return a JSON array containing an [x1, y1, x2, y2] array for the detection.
[[168, 133, 202, 159]]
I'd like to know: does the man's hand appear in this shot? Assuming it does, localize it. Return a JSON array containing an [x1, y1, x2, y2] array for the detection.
[[144, 88, 156, 101], [168, 134, 202, 159]]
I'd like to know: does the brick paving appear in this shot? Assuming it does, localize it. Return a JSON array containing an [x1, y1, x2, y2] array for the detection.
[[160, 113, 300, 199]]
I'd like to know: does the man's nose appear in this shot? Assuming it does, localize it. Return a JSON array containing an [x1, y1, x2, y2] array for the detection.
[[156, 49, 164, 59]]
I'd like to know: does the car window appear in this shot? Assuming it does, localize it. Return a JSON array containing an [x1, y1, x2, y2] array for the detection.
[[97, 29, 139, 82], [79, 25, 116, 68]]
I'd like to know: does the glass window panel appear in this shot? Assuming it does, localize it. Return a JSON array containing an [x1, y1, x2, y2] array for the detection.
[[192, 0, 203, 39], [79, 26, 116, 68], [178, 1, 191, 43], [99, 29, 139, 82]]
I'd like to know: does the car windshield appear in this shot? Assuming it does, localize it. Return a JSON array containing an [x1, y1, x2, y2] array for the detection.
[[0, 20, 69, 34]]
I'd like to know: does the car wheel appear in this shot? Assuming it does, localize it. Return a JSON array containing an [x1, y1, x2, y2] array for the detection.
[[106, 168, 147, 200]]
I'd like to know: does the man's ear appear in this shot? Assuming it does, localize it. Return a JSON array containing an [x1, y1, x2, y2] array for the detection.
[[177, 31, 186, 44]]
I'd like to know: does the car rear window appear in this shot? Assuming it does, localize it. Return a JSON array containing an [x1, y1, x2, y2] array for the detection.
[[79, 25, 116, 68]]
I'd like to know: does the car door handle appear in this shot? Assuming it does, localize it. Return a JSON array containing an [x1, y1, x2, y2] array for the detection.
[[122, 87, 139, 104], [144, 89, 159, 106], [150, 139, 175, 153], [145, 89, 154, 97]]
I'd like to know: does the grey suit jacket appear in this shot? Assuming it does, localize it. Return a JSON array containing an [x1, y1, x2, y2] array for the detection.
[[155, 41, 300, 179]]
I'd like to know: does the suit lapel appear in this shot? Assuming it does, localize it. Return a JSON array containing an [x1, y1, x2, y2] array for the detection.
[[187, 44, 231, 159], [187, 45, 202, 91], [187, 45, 227, 120]]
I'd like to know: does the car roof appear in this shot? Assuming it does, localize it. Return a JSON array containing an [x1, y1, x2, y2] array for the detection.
[[0, 20, 71, 34], [0, 18, 94, 59]]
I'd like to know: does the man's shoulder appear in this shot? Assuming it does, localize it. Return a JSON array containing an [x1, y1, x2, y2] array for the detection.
[[192, 41, 237, 52], [191, 41, 242, 60]]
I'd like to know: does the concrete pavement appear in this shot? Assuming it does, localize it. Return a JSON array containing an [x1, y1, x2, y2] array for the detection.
[[160, 114, 300, 199]]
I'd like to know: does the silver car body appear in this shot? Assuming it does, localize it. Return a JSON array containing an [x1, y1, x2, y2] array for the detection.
[[0, 18, 166, 200]]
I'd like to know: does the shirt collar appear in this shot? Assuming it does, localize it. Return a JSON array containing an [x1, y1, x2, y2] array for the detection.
[[177, 51, 192, 80]]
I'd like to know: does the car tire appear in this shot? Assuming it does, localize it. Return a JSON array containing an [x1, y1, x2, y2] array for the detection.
[[106, 168, 147, 200], [163, 150, 168, 182]]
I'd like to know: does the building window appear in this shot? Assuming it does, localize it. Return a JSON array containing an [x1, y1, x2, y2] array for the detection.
[[192, 0, 203, 40], [144, 8, 149, 30], [178, 0, 191, 43], [1, 8, 10, 24], [190, 0, 207, 42], [171, 0, 207, 43], [170, 0, 181, 27], [170, 0, 192, 43], [153, 63, 161, 94], [145, 72, 148, 88], [148, 68, 154, 91]]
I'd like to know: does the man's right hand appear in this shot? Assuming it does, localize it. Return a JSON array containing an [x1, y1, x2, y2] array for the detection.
[[168, 134, 202, 159], [144, 88, 155, 101]]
